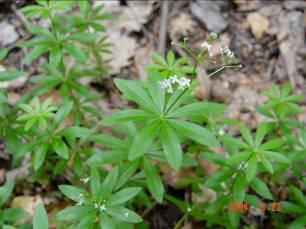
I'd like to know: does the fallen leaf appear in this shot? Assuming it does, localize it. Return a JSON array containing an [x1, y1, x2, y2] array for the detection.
[[247, 12, 269, 39]]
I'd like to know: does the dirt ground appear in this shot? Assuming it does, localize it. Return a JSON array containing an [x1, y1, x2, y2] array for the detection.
[[0, 0, 305, 228]]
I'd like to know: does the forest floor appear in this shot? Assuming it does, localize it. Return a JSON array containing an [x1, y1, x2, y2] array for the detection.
[[0, 0, 305, 228]]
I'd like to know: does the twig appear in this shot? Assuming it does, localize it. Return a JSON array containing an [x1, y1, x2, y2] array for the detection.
[[158, 0, 169, 55]]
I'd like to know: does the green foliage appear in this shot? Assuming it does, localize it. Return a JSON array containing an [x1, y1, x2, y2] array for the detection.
[[0, 1, 305, 228], [56, 166, 142, 228], [0, 181, 28, 227]]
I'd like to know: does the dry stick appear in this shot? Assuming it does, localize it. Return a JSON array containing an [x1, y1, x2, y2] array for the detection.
[[158, 0, 169, 56]]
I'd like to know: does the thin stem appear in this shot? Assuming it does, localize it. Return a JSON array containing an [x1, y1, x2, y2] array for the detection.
[[163, 62, 198, 116], [173, 213, 187, 229]]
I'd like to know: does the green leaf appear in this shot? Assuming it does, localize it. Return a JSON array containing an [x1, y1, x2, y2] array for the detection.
[[65, 33, 96, 42], [260, 139, 284, 150], [227, 151, 252, 165], [88, 134, 125, 150], [62, 43, 87, 63], [59, 126, 92, 138], [289, 214, 306, 229], [239, 124, 254, 146], [245, 154, 257, 182], [0, 48, 9, 61], [152, 54, 167, 67], [233, 175, 247, 202], [100, 213, 116, 229], [90, 167, 101, 195], [161, 123, 182, 170], [49, 45, 61, 67], [222, 136, 249, 149], [204, 169, 234, 187], [78, 1, 88, 13], [0, 71, 25, 82], [261, 151, 290, 164], [128, 120, 160, 160], [1, 208, 27, 222], [115, 161, 139, 190], [26, 25, 54, 38], [56, 206, 94, 221], [86, 150, 127, 166], [101, 166, 119, 198], [106, 206, 143, 223], [33, 203, 48, 229], [169, 101, 225, 118], [108, 187, 141, 206], [169, 119, 219, 147], [200, 152, 226, 165], [101, 109, 154, 125], [22, 45, 49, 64], [166, 51, 175, 65], [260, 155, 274, 174], [143, 157, 164, 203], [34, 143, 48, 170], [114, 79, 156, 113], [290, 185, 306, 207], [250, 177, 272, 199], [255, 123, 267, 147], [54, 101, 74, 126], [148, 73, 165, 114], [58, 185, 83, 202], [0, 181, 15, 207], [52, 140, 69, 159], [282, 201, 306, 214]]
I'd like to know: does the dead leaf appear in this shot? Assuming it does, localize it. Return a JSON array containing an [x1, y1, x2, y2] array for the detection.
[[247, 13, 269, 39], [107, 31, 137, 75], [169, 13, 197, 37], [0, 21, 19, 46], [11, 195, 43, 222]]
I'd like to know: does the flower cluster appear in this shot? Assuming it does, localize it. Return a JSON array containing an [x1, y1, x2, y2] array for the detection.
[[76, 192, 108, 212], [220, 46, 235, 59], [159, 75, 191, 93]]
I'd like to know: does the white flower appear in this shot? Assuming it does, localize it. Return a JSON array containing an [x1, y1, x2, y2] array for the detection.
[[159, 79, 173, 94], [124, 212, 129, 217], [183, 37, 189, 42], [76, 199, 84, 206], [187, 207, 192, 212], [81, 176, 90, 184], [169, 75, 180, 84], [218, 129, 225, 136], [178, 77, 191, 90], [201, 41, 211, 51], [159, 76, 190, 93], [100, 204, 107, 211], [94, 203, 99, 209], [171, 41, 175, 46], [221, 46, 235, 59]]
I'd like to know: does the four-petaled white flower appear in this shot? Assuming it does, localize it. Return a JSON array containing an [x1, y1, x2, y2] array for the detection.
[[169, 75, 180, 84], [159, 76, 191, 93], [81, 176, 90, 184], [124, 212, 129, 217], [201, 41, 211, 51], [100, 204, 107, 211], [220, 46, 235, 59], [159, 79, 173, 93], [94, 203, 99, 209], [218, 129, 225, 136], [178, 77, 191, 90]]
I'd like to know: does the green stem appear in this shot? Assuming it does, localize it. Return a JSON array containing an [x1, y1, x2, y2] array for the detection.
[[173, 213, 187, 229]]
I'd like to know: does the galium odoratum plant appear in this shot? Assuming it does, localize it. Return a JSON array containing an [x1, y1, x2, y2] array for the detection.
[[57, 166, 142, 228], [101, 33, 241, 171]]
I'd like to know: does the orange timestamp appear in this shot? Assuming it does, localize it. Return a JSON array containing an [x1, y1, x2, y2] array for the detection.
[[228, 201, 282, 213]]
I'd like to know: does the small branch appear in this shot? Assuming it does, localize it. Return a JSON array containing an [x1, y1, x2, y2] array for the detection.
[[158, 0, 169, 55]]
